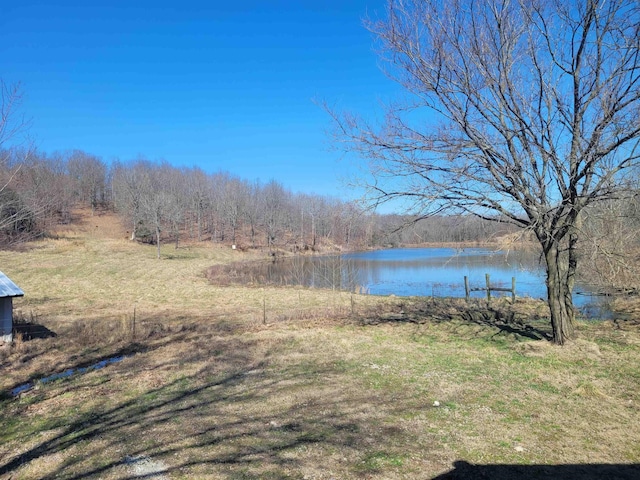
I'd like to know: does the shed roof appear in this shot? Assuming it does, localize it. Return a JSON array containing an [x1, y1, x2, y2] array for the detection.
[[0, 271, 24, 298]]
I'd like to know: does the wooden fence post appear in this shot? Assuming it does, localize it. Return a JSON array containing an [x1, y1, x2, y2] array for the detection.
[[465, 275, 517, 302], [464, 276, 470, 302], [486, 274, 491, 303], [263, 297, 267, 325]]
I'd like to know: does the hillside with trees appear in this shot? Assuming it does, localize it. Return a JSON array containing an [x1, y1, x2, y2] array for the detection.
[[1, 147, 519, 253]]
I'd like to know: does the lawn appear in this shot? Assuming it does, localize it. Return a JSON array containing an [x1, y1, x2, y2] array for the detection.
[[1, 211, 639, 479]]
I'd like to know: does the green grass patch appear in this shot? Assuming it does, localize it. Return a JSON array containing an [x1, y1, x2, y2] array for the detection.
[[357, 451, 406, 471]]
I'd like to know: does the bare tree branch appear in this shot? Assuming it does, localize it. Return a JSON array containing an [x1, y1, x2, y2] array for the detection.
[[329, 0, 640, 344]]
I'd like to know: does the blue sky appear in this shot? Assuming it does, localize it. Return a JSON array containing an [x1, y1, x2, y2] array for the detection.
[[2, 0, 400, 200]]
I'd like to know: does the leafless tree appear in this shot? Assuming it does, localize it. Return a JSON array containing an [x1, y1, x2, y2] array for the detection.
[[330, 0, 640, 344], [140, 162, 186, 258], [261, 180, 290, 250], [184, 167, 209, 241], [141, 172, 165, 258], [0, 84, 26, 180], [0, 80, 29, 155], [222, 177, 248, 245], [0, 80, 37, 241], [579, 192, 640, 290], [243, 180, 262, 247], [156, 164, 183, 249], [206, 172, 227, 243], [112, 159, 148, 240], [338, 201, 368, 247], [67, 150, 107, 214], [298, 193, 325, 248]]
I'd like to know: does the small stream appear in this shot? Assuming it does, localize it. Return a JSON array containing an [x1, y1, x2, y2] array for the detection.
[[10, 355, 128, 397]]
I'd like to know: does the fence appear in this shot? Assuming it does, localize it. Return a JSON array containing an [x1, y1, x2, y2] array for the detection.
[[464, 274, 516, 302]]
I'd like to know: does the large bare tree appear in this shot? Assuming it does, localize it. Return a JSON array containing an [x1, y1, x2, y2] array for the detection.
[[331, 0, 640, 344], [0, 80, 39, 242]]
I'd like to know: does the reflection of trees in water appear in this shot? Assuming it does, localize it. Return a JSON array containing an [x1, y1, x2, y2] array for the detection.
[[208, 248, 544, 296], [266, 257, 365, 292], [207, 249, 610, 316]]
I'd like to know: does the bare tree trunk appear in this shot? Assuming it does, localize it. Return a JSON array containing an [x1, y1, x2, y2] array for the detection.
[[156, 224, 161, 259], [544, 243, 576, 345], [130, 220, 136, 241]]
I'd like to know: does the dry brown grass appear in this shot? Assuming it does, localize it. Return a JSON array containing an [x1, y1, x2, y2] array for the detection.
[[4, 210, 353, 326], [0, 211, 639, 479]]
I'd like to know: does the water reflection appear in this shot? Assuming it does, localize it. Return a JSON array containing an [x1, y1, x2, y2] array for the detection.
[[10, 355, 128, 397], [242, 247, 609, 318], [263, 248, 545, 296], [255, 256, 365, 292], [340, 248, 545, 298]]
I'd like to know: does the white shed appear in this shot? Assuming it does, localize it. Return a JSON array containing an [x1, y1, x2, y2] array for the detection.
[[0, 271, 24, 342]]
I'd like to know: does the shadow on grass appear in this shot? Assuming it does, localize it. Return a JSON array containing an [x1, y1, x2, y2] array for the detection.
[[0, 332, 379, 479], [12, 321, 57, 341], [460, 307, 552, 341], [362, 298, 553, 342], [1, 314, 197, 399], [434, 460, 640, 479], [1, 342, 154, 400], [1, 312, 622, 479]]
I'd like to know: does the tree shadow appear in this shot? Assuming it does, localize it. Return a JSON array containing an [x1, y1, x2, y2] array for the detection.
[[1, 340, 159, 400], [0, 333, 390, 479], [433, 460, 640, 480], [459, 307, 552, 341], [2, 315, 622, 479], [361, 298, 553, 341]]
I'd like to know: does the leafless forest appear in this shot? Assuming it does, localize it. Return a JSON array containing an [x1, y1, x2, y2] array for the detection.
[[0, 148, 522, 251]]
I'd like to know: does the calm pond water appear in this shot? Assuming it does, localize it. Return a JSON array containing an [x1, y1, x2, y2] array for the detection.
[[260, 247, 609, 318]]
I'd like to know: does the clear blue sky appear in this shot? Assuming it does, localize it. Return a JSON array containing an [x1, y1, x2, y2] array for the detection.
[[2, 0, 400, 200]]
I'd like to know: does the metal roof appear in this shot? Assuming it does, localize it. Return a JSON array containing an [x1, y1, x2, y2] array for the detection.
[[0, 271, 24, 297]]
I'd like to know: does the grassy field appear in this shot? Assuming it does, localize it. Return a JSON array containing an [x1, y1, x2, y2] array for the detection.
[[1, 211, 639, 479]]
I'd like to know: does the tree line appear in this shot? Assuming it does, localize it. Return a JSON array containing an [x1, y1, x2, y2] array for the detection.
[[110, 158, 373, 257], [0, 148, 518, 253]]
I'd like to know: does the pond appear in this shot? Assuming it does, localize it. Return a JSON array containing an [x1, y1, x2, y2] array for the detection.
[[252, 247, 610, 318]]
